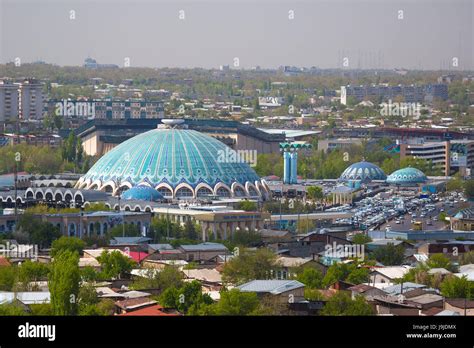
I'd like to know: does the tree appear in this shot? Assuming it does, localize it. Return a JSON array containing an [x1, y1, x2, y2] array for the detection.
[[322, 262, 369, 287], [0, 266, 17, 291], [464, 179, 474, 200], [447, 174, 464, 191], [320, 292, 374, 316], [460, 251, 474, 265], [17, 260, 50, 291], [51, 237, 85, 258], [107, 224, 140, 238], [346, 268, 370, 285], [49, 250, 80, 315], [352, 234, 372, 245], [197, 289, 261, 315], [222, 248, 278, 285], [183, 220, 198, 240], [80, 266, 99, 282], [131, 265, 184, 291], [0, 303, 27, 316], [306, 186, 323, 202], [372, 244, 405, 266], [440, 275, 474, 299], [160, 280, 213, 314], [53, 113, 63, 131], [427, 254, 456, 272], [237, 200, 258, 212], [97, 250, 136, 280], [16, 214, 61, 249], [323, 263, 352, 287], [296, 267, 323, 289]]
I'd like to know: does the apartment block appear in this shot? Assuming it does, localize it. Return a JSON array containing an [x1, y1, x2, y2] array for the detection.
[[0, 79, 19, 123], [18, 78, 44, 120], [399, 139, 474, 176], [46, 99, 164, 119], [340, 84, 448, 105]]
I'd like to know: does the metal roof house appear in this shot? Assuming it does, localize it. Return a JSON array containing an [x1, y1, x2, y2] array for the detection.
[[237, 280, 306, 303]]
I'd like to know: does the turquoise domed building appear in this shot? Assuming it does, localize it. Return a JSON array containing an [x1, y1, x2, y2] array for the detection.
[[121, 186, 164, 201], [76, 120, 269, 199], [339, 161, 387, 183], [386, 167, 427, 186]]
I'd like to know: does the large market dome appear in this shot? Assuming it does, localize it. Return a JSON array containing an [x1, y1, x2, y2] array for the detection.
[[386, 167, 427, 185], [76, 126, 269, 199], [339, 161, 387, 182]]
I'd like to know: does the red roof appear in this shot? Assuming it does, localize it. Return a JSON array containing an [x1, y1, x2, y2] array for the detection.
[[118, 304, 180, 316], [0, 257, 11, 267], [128, 251, 149, 263]]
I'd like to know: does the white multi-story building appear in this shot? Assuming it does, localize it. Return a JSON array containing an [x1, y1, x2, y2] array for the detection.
[[18, 78, 44, 120], [0, 79, 19, 123]]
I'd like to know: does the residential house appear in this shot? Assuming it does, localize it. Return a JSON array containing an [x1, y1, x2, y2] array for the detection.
[[179, 243, 229, 263], [237, 280, 305, 304], [369, 266, 412, 285]]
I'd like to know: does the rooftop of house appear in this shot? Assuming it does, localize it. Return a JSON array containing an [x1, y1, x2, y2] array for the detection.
[[115, 297, 157, 311], [0, 292, 51, 305], [148, 244, 174, 251], [371, 266, 412, 280], [276, 256, 313, 268], [118, 304, 180, 316], [445, 298, 474, 309], [110, 237, 152, 245], [183, 268, 222, 283], [237, 280, 305, 295], [179, 242, 228, 252], [427, 268, 452, 275], [382, 282, 426, 296], [348, 284, 380, 293]]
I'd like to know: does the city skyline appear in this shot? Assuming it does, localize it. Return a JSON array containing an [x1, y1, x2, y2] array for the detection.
[[1, 0, 473, 70]]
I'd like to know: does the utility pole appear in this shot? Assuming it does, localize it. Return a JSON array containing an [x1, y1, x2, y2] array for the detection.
[[116, 178, 125, 238], [14, 152, 19, 229]]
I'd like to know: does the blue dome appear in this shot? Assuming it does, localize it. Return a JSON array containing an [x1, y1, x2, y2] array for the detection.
[[121, 186, 163, 201], [77, 127, 268, 199], [386, 167, 427, 185], [339, 161, 386, 182]]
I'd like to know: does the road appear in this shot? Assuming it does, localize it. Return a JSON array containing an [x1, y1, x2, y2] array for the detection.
[[376, 200, 472, 232]]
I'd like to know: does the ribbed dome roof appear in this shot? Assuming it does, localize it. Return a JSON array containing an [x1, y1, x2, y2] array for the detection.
[[339, 161, 386, 182], [386, 167, 427, 185], [121, 186, 163, 201], [76, 128, 267, 199]]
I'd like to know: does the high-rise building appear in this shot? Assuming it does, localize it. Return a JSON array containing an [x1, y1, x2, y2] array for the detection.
[[18, 78, 44, 120], [399, 139, 474, 176], [0, 79, 19, 123]]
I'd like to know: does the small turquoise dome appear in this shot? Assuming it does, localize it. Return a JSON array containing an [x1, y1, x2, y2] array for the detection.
[[386, 167, 427, 185], [121, 186, 164, 201], [339, 161, 386, 182]]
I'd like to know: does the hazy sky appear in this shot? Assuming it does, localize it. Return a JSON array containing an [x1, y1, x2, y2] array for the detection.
[[1, 0, 472, 70]]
